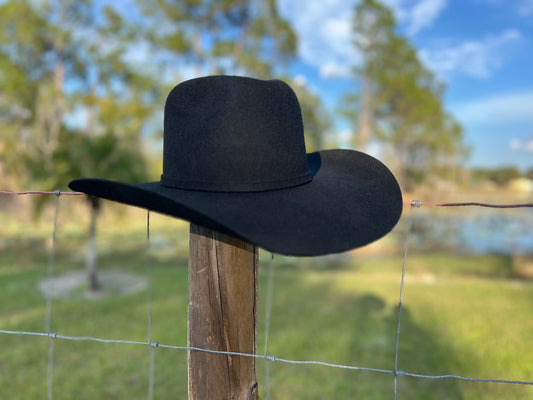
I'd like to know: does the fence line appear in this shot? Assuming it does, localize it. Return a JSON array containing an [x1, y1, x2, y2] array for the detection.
[[45, 194, 61, 400], [144, 210, 156, 400], [1, 328, 532, 386], [410, 199, 533, 208], [263, 253, 276, 400], [0, 190, 84, 196], [393, 207, 412, 399], [2, 190, 532, 208], [1, 189, 533, 399]]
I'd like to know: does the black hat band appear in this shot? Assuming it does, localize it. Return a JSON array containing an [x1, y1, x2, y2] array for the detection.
[[160, 171, 312, 192]]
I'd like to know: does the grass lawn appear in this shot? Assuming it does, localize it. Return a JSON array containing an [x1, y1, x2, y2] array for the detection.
[[1, 202, 533, 399]]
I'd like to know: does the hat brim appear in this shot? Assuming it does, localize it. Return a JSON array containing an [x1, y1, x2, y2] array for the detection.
[[68, 149, 402, 256]]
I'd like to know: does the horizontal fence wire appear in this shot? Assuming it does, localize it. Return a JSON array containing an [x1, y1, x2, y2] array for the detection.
[[410, 199, 533, 208], [1, 189, 533, 399], [2, 190, 531, 208], [0, 190, 84, 196], [0, 329, 532, 386]]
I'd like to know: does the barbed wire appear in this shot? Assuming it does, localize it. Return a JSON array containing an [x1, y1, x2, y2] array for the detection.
[[2, 190, 531, 208], [410, 199, 533, 208]]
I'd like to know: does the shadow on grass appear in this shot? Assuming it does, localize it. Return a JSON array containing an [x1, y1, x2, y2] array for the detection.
[[4, 219, 531, 399], [260, 270, 463, 399]]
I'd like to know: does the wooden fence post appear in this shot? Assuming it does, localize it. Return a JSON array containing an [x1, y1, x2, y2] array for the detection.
[[188, 224, 259, 400]]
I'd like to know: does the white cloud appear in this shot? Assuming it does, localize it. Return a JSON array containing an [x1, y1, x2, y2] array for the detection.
[[277, 0, 360, 78], [509, 137, 533, 152], [396, 0, 448, 36], [450, 91, 533, 126], [408, 0, 447, 35], [293, 74, 308, 87], [509, 138, 521, 150], [320, 62, 353, 78], [419, 29, 522, 80], [277, 0, 448, 79]]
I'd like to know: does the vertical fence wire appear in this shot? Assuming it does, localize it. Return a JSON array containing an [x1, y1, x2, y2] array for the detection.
[[393, 205, 414, 399], [263, 253, 276, 400], [46, 192, 61, 400], [144, 211, 157, 400]]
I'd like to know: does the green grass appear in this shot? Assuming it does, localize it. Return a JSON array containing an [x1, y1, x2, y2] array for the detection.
[[1, 208, 533, 399]]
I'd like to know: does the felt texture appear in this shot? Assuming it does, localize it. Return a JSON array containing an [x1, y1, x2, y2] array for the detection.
[[69, 76, 403, 256], [161, 77, 310, 191]]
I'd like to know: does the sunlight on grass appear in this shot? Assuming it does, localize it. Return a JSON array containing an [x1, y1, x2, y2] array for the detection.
[[1, 200, 533, 399]]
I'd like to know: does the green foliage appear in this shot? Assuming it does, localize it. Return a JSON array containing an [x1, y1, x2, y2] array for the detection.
[[289, 78, 332, 152], [0, 0, 300, 193], [53, 129, 148, 188], [344, 0, 469, 189], [0, 0, 160, 191], [471, 167, 523, 186], [135, 0, 297, 78]]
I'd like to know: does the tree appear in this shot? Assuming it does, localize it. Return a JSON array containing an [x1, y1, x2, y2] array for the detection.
[[471, 167, 522, 186], [0, 0, 158, 292], [0, 0, 91, 186], [52, 128, 149, 291], [340, 0, 395, 152], [135, 0, 297, 78], [289, 78, 332, 152], [0, 0, 330, 291], [342, 0, 468, 189]]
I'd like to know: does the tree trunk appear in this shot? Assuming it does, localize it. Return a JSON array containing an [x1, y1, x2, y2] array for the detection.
[[357, 71, 372, 152], [86, 196, 100, 292], [188, 224, 258, 400]]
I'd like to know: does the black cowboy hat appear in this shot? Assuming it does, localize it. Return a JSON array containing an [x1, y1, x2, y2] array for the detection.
[[69, 75, 402, 256]]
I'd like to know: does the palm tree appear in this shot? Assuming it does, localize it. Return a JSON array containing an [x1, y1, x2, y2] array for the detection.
[[53, 128, 149, 292]]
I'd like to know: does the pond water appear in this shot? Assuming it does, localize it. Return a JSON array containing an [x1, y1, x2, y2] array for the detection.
[[409, 207, 533, 255]]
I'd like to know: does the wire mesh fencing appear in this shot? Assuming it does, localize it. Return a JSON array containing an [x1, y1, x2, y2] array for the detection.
[[1, 190, 532, 399]]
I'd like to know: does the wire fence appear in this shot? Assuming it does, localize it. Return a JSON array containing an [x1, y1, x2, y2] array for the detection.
[[1, 190, 532, 399]]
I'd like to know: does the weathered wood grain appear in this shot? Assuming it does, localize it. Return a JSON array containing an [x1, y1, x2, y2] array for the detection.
[[188, 224, 258, 400]]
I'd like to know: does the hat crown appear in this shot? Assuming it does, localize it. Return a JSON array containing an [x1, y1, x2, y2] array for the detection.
[[161, 76, 312, 192]]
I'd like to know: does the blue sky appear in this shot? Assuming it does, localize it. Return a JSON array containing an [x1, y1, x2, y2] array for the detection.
[[53, 0, 533, 172], [277, 0, 533, 171]]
